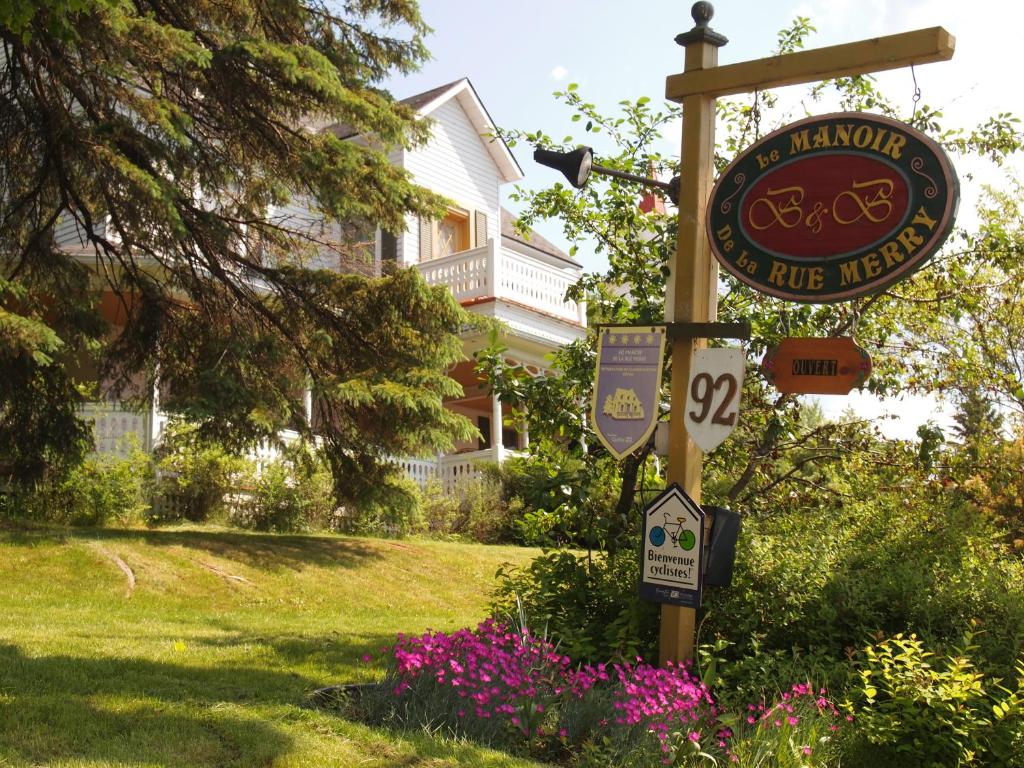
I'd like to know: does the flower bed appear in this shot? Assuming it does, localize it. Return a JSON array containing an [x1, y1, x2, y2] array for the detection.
[[352, 620, 845, 766]]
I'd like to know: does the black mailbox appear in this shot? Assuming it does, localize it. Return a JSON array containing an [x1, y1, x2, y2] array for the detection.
[[702, 506, 741, 587]]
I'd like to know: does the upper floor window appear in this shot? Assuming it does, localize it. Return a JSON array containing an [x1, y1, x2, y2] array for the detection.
[[322, 218, 375, 275], [419, 207, 486, 262], [437, 209, 469, 258]]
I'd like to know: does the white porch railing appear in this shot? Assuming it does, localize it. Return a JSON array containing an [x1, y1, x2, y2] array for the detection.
[[84, 402, 515, 493], [81, 402, 298, 476], [250, 429, 302, 476], [416, 239, 584, 325], [396, 446, 509, 494], [416, 241, 492, 303], [80, 402, 153, 457]]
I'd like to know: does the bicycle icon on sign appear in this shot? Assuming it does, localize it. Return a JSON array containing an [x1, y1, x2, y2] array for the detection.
[[648, 512, 697, 551]]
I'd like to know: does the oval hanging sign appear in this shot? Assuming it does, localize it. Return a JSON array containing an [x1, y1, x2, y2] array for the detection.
[[707, 112, 959, 303]]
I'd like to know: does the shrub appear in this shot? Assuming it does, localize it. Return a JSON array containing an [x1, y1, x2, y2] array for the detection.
[[843, 633, 1024, 768], [334, 471, 422, 537], [954, 434, 1024, 545], [495, 445, 622, 548], [491, 549, 659, 663], [152, 423, 252, 523], [229, 443, 336, 533], [417, 469, 519, 543], [0, 438, 153, 526], [418, 478, 461, 536], [703, 488, 1024, 701]]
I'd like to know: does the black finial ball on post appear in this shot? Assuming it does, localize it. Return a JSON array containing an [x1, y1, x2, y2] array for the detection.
[[691, 2, 714, 27], [676, 1, 727, 47]]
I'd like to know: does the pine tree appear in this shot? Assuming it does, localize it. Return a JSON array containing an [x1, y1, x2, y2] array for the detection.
[[0, 1, 474, 497], [952, 389, 1004, 462]]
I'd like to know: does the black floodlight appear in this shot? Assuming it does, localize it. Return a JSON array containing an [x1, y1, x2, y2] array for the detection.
[[534, 146, 594, 188], [533, 146, 680, 204]]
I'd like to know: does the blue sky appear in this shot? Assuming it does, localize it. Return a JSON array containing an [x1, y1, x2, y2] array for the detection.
[[385, 0, 1022, 245], [384, 0, 1024, 437]]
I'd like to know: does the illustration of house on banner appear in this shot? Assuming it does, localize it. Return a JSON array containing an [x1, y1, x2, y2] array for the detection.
[[64, 78, 588, 490]]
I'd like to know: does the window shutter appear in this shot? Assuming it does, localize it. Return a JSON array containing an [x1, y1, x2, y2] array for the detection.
[[474, 211, 488, 248], [418, 217, 433, 261], [380, 230, 397, 262]]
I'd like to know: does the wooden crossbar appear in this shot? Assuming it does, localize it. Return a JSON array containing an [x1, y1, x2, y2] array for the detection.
[[666, 27, 955, 101]]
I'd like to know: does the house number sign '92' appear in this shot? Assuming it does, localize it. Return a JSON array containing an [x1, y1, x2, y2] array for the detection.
[[689, 372, 737, 426], [683, 349, 744, 453]]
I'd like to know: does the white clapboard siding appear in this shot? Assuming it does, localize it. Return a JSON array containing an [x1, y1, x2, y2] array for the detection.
[[400, 96, 501, 265], [53, 213, 120, 251]]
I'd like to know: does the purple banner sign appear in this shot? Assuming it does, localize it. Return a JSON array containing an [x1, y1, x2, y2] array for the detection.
[[591, 326, 666, 460]]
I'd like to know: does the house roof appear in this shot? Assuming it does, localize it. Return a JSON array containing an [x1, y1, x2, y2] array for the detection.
[[325, 78, 523, 184], [501, 208, 582, 268]]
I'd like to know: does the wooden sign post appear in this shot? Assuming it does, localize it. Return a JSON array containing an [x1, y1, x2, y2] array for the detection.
[[660, 3, 954, 666]]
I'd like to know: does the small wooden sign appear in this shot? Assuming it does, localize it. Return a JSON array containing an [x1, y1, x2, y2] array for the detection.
[[707, 112, 959, 303], [761, 337, 871, 394], [683, 348, 744, 452]]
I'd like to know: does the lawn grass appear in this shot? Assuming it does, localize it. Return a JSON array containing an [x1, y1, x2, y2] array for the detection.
[[0, 525, 550, 767]]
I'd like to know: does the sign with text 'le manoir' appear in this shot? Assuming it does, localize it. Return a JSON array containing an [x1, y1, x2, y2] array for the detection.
[[592, 327, 666, 460], [640, 484, 705, 609], [707, 112, 959, 303]]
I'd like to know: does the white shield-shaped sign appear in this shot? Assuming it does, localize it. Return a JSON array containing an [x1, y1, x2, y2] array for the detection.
[[683, 348, 744, 453]]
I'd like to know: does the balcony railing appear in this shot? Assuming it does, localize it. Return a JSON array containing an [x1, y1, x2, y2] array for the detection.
[[416, 239, 584, 325]]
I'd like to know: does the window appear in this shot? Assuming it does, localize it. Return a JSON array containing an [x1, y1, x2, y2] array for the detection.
[[501, 426, 519, 450], [477, 415, 491, 450], [437, 209, 469, 257], [419, 208, 471, 261], [333, 219, 376, 275]]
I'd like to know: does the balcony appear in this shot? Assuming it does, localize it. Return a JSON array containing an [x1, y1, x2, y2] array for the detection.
[[415, 239, 585, 327]]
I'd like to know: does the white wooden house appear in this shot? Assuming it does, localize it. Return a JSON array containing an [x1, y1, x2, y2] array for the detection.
[[66, 78, 588, 488]]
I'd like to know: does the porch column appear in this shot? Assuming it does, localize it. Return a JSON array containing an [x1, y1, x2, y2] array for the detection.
[[148, 372, 161, 452], [491, 393, 502, 459], [304, 386, 313, 426]]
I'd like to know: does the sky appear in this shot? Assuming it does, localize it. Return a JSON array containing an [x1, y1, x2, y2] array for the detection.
[[383, 0, 1024, 439]]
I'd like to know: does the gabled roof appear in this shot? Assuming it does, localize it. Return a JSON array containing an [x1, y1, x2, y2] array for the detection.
[[501, 208, 582, 269], [404, 78, 523, 184], [326, 78, 523, 184]]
